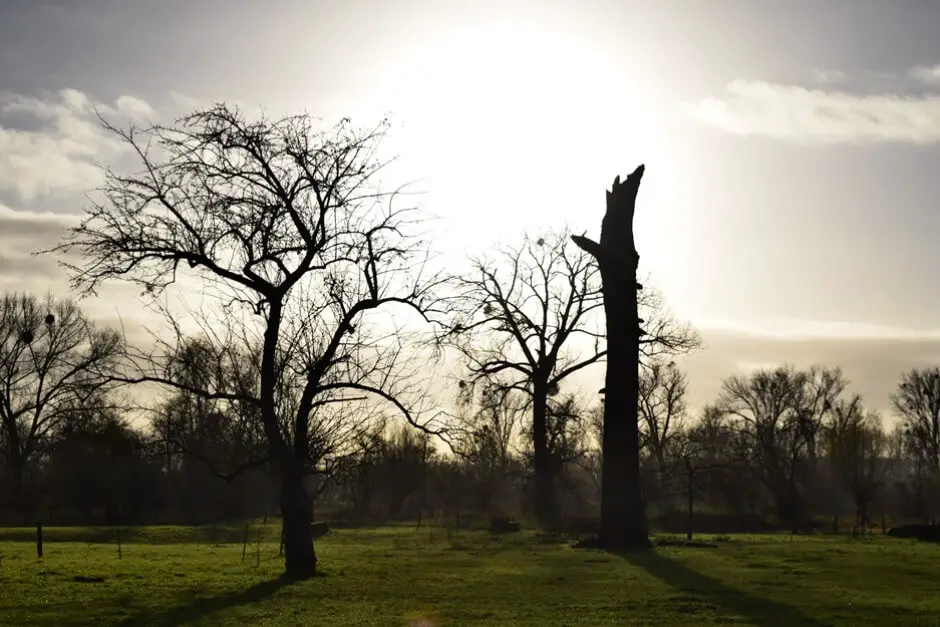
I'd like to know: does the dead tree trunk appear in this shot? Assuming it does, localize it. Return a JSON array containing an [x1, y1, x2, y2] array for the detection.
[[572, 164, 651, 550]]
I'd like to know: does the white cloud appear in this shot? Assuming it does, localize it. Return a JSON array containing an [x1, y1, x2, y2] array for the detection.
[[910, 62, 940, 85], [0, 89, 159, 204], [734, 360, 781, 373], [811, 69, 846, 84], [698, 316, 940, 341], [0, 203, 79, 287], [684, 79, 940, 144], [115, 95, 155, 121], [168, 91, 206, 111], [0, 202, 188, 352]]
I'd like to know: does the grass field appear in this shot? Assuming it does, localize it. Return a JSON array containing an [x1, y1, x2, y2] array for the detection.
[[0, 523, 938, 626]]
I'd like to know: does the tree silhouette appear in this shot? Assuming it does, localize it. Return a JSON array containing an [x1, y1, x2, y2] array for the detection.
[[0, 292, 122, 520], [823, 396, 887, 533], [447, 229, 605, 525], [718, 366, 845, 531], [571, 165, 651, 549], [892, 368, 940, 471], [638, 359, 689, 475], [49, 104, 448, 578]]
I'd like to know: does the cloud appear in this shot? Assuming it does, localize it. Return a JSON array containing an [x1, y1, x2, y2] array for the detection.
[[0, 202, 176, 352], [0, 88, 159, 205], [910, 62, 940, 85], [684, 79, 940, 145], [0, 203, 78, 286], [168, 91, 206, 111], [681, 328, 940, 417], [115, 95, 155, 121], [811, 69, 846, 84], [697, 316, 940, 341], [676, 317, 940, 415], [733, 360, 781, 373]]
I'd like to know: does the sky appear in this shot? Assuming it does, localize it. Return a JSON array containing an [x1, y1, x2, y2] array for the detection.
[[1, 0, 940, 416]]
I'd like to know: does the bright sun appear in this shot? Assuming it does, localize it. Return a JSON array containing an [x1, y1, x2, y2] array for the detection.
[[364, 20, 674, 272]]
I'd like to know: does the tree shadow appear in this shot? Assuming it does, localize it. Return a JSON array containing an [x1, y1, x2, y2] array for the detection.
[[119, 573, 299, 626], [614, 549, 829, 626]]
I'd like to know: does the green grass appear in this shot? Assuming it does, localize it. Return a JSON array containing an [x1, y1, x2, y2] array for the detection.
[[0, 524, 938, 625]]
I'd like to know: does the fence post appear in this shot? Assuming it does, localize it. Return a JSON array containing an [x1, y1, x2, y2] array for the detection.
[[36, 523, 43, 558]]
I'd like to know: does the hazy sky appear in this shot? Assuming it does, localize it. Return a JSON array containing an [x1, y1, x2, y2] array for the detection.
[[1, 0, 940, 413]]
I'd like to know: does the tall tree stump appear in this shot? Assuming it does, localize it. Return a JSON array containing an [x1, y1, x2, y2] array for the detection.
[[572, 164, 651, 549]]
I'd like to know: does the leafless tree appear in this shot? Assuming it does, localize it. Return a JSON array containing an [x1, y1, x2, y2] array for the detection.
[[638, 359, 688, 473], [823, 395, 887, 532], [654, 421, 731, 542], [0, 292, 122, 519], [576, 403, 605, 501], [151, 335, 376, 494], [635, 286, 700, 368], [453, 384, 523, 470], [892, 368, 940, 471], [718, 365, 845, 530], [448, 383, 526, 517], [49, 104, 448, 578], [446, 229, 605, 525]]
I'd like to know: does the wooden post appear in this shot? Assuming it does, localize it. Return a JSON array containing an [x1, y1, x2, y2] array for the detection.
[[241, 525, 249, 563], [36, 523, 43, 559]]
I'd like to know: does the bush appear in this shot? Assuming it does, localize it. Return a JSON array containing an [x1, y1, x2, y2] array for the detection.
[[887, 524, 940, 542]]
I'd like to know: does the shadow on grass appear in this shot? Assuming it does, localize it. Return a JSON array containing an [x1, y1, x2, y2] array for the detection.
[[119, 573, 299, 626], [615, 549, 829, 627]]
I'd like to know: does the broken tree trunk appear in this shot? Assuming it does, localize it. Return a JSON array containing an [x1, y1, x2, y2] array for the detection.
[[571, 164, 651, 550]]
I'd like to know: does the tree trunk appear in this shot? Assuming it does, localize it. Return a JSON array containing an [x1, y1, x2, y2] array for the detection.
[[280, 463, 317, 578], [9, 457, 31, 525], [572, 165, 650, 550], [532, 385, 556, 527]]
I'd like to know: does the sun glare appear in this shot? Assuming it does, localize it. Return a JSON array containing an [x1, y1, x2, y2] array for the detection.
[[365, 21, 673, 268]]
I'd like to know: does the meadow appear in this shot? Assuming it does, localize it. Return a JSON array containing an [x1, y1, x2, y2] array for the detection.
[[0, 523, 937, 626]]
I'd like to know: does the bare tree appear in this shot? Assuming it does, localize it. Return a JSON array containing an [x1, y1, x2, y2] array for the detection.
[[575, 403, 605, 501], [638, 359, 688, 473], [823, 396, 887, 532], [49, 105, 447, 578], [0, 292, 122, 519], [892, 368, 940, 471], [453, 383, 524, 464], [635, 287, 700, 368], [446, 228, 605, 525], [718, 365, 845, 530], [151, 334, 376, 496]]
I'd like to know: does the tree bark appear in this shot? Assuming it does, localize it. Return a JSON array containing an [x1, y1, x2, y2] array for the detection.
[[572, 165, 650, 550], [280, 461, 317, 578], [532, 384, 556, 527]]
